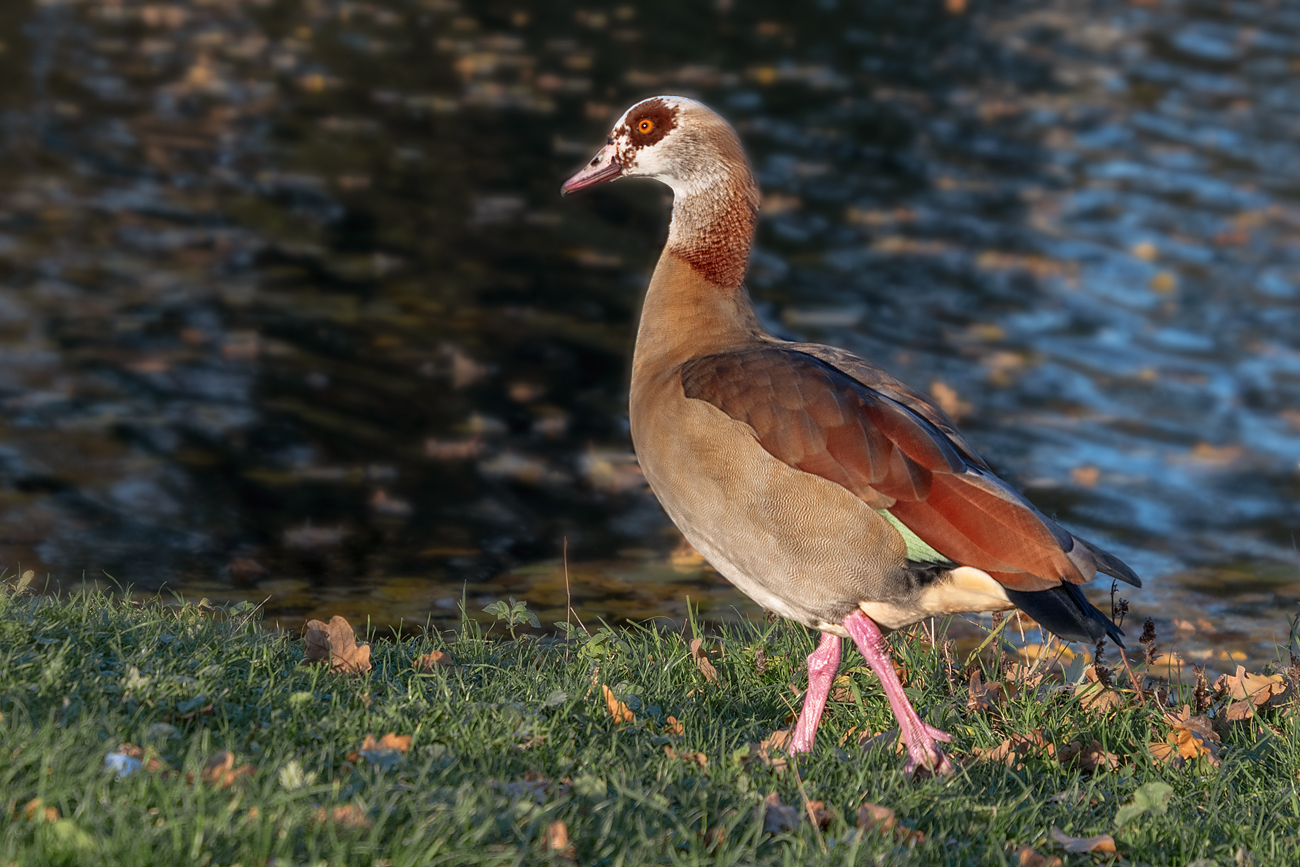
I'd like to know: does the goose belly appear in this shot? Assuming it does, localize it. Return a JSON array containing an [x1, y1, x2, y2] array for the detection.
[[631, 389, 908, 631]]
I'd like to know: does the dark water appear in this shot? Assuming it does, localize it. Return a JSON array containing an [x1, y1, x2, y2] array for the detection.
[[1, 0, 1297, 668]]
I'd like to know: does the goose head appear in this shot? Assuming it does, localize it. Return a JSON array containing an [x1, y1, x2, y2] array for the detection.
[[560, 96, 752, 200]]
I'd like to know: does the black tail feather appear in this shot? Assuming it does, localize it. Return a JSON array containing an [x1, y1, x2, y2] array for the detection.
[[1079, 538, 1142, 588], [1004, 582, 1125, 647]]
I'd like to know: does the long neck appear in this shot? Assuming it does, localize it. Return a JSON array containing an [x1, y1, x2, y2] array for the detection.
[[632, 176, 764, 375], [664, 166, 759, 290]]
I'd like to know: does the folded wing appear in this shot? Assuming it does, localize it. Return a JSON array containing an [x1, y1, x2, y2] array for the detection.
[[680, 344, 1139, 593]]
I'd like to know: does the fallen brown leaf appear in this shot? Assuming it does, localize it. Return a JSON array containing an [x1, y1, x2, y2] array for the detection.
[[702, 825, 727, 849], [763, 729, 792, 752], [1215, 666, 1289, 708], [602, 684, 634, 724], [415, 650, 455, 671], [662, 715, 684, 736], [1050, 826, 1117, 854], [857, 728, 904, 756], [972, 729, 1052, 770], [200, 751, 255, 788], [544, 819, 577, 862], [1057, 739, 1120, 773], [1151, 705, 1221, 767], [356, 732, 412, 767], [738, 731, 791, 772], [857, 802, 924, 845], [760, 791, 800, 833], [805, 800, 833, 829], [19, 798, 59, 822], [365, 732, 412, 753], [115, 743, 144, 760], [303, 615, 372, 675], [1016, 846, 1064, 867], [1004, 662, 1046, 691], [689, 638, 719, 684], [856, 802, 897, 834], [968, 670, 1008, 713], [1077, 682, 1125, 712], [1221, 700, 1255, 725], [313, 804, 371, 830], [1166, 705, 1219, 740], [663, 745, 708, 768]]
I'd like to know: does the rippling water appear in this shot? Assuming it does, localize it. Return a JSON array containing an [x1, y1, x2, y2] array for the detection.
[[1, 0, 1297, 668]]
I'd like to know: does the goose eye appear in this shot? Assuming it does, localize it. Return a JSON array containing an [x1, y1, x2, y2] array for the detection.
[[637, 118, 654, 134]]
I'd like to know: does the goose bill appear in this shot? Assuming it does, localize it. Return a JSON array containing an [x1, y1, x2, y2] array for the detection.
[[561, 144, 622, 194]]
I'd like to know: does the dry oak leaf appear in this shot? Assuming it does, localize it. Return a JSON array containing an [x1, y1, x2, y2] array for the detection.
[[1220, 700, 1255, 726], [856, 802, 897, 834], [313, 804, 371, 830], [754, 729, 792, 771], [1004, 662, 1046, 691], [1151, 706, 1221, 767], [415, 650, 455, 671], [857, 802, 924, 845], [1076, 682, 1125, 712], [601, 684, 634, 724], [1165, 705, 1219, 741], [543, 819, 577, 862], [1149, 729, 1219, 768], [737, 732, 791, 772], [968, 670, 1010, 713], [689, 638, 719, 684], [1215, 666, 1289, 708], [972, 729, 1052, 770], [303, 615, 372, 675], [759, 791, 800, 834], [1057, 739, 1120, 773], [362, 732, 412, 753], [1050, 826, 1117, 854], [1016, 846, 1064, 867], [663, 745, 708, 768], [19, 798, 59, 822], [200, 751, 256, 788]]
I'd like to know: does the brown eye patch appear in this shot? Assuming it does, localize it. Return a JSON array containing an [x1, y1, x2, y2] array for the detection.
[[626, 98, 676, 147]]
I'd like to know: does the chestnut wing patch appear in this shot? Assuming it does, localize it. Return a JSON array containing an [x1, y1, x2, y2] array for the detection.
[[679, 347, 1083, 591]]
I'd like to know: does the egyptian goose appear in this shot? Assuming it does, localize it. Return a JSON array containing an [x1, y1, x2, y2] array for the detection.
[[561, 96, 1141, 776]]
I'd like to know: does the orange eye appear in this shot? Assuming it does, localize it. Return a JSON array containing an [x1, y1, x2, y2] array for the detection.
[[637, 118, 655, 134]]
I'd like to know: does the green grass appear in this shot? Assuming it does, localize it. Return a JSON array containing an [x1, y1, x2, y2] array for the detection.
[[2, 583, 1299, 867]]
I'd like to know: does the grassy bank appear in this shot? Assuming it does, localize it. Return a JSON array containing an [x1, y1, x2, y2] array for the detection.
[[2, 583, 1299, 867]]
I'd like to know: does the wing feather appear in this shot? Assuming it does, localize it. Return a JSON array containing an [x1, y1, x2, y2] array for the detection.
[[679, 345, 1101, 592]]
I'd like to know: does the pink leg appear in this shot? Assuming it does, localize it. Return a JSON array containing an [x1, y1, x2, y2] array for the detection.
[[843, 611, 954, 777], [789, 632, 841, 754]]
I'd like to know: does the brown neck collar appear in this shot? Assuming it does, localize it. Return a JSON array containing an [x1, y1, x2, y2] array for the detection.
[[664, 165, 759, 291]]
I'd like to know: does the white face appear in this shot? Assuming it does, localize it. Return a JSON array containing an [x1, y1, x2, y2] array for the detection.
[[560, 95, 710, 197], [607, 96, 695, 180]]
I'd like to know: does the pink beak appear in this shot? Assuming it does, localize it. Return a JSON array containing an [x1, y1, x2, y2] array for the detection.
[[561, 142, 622, 195]]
